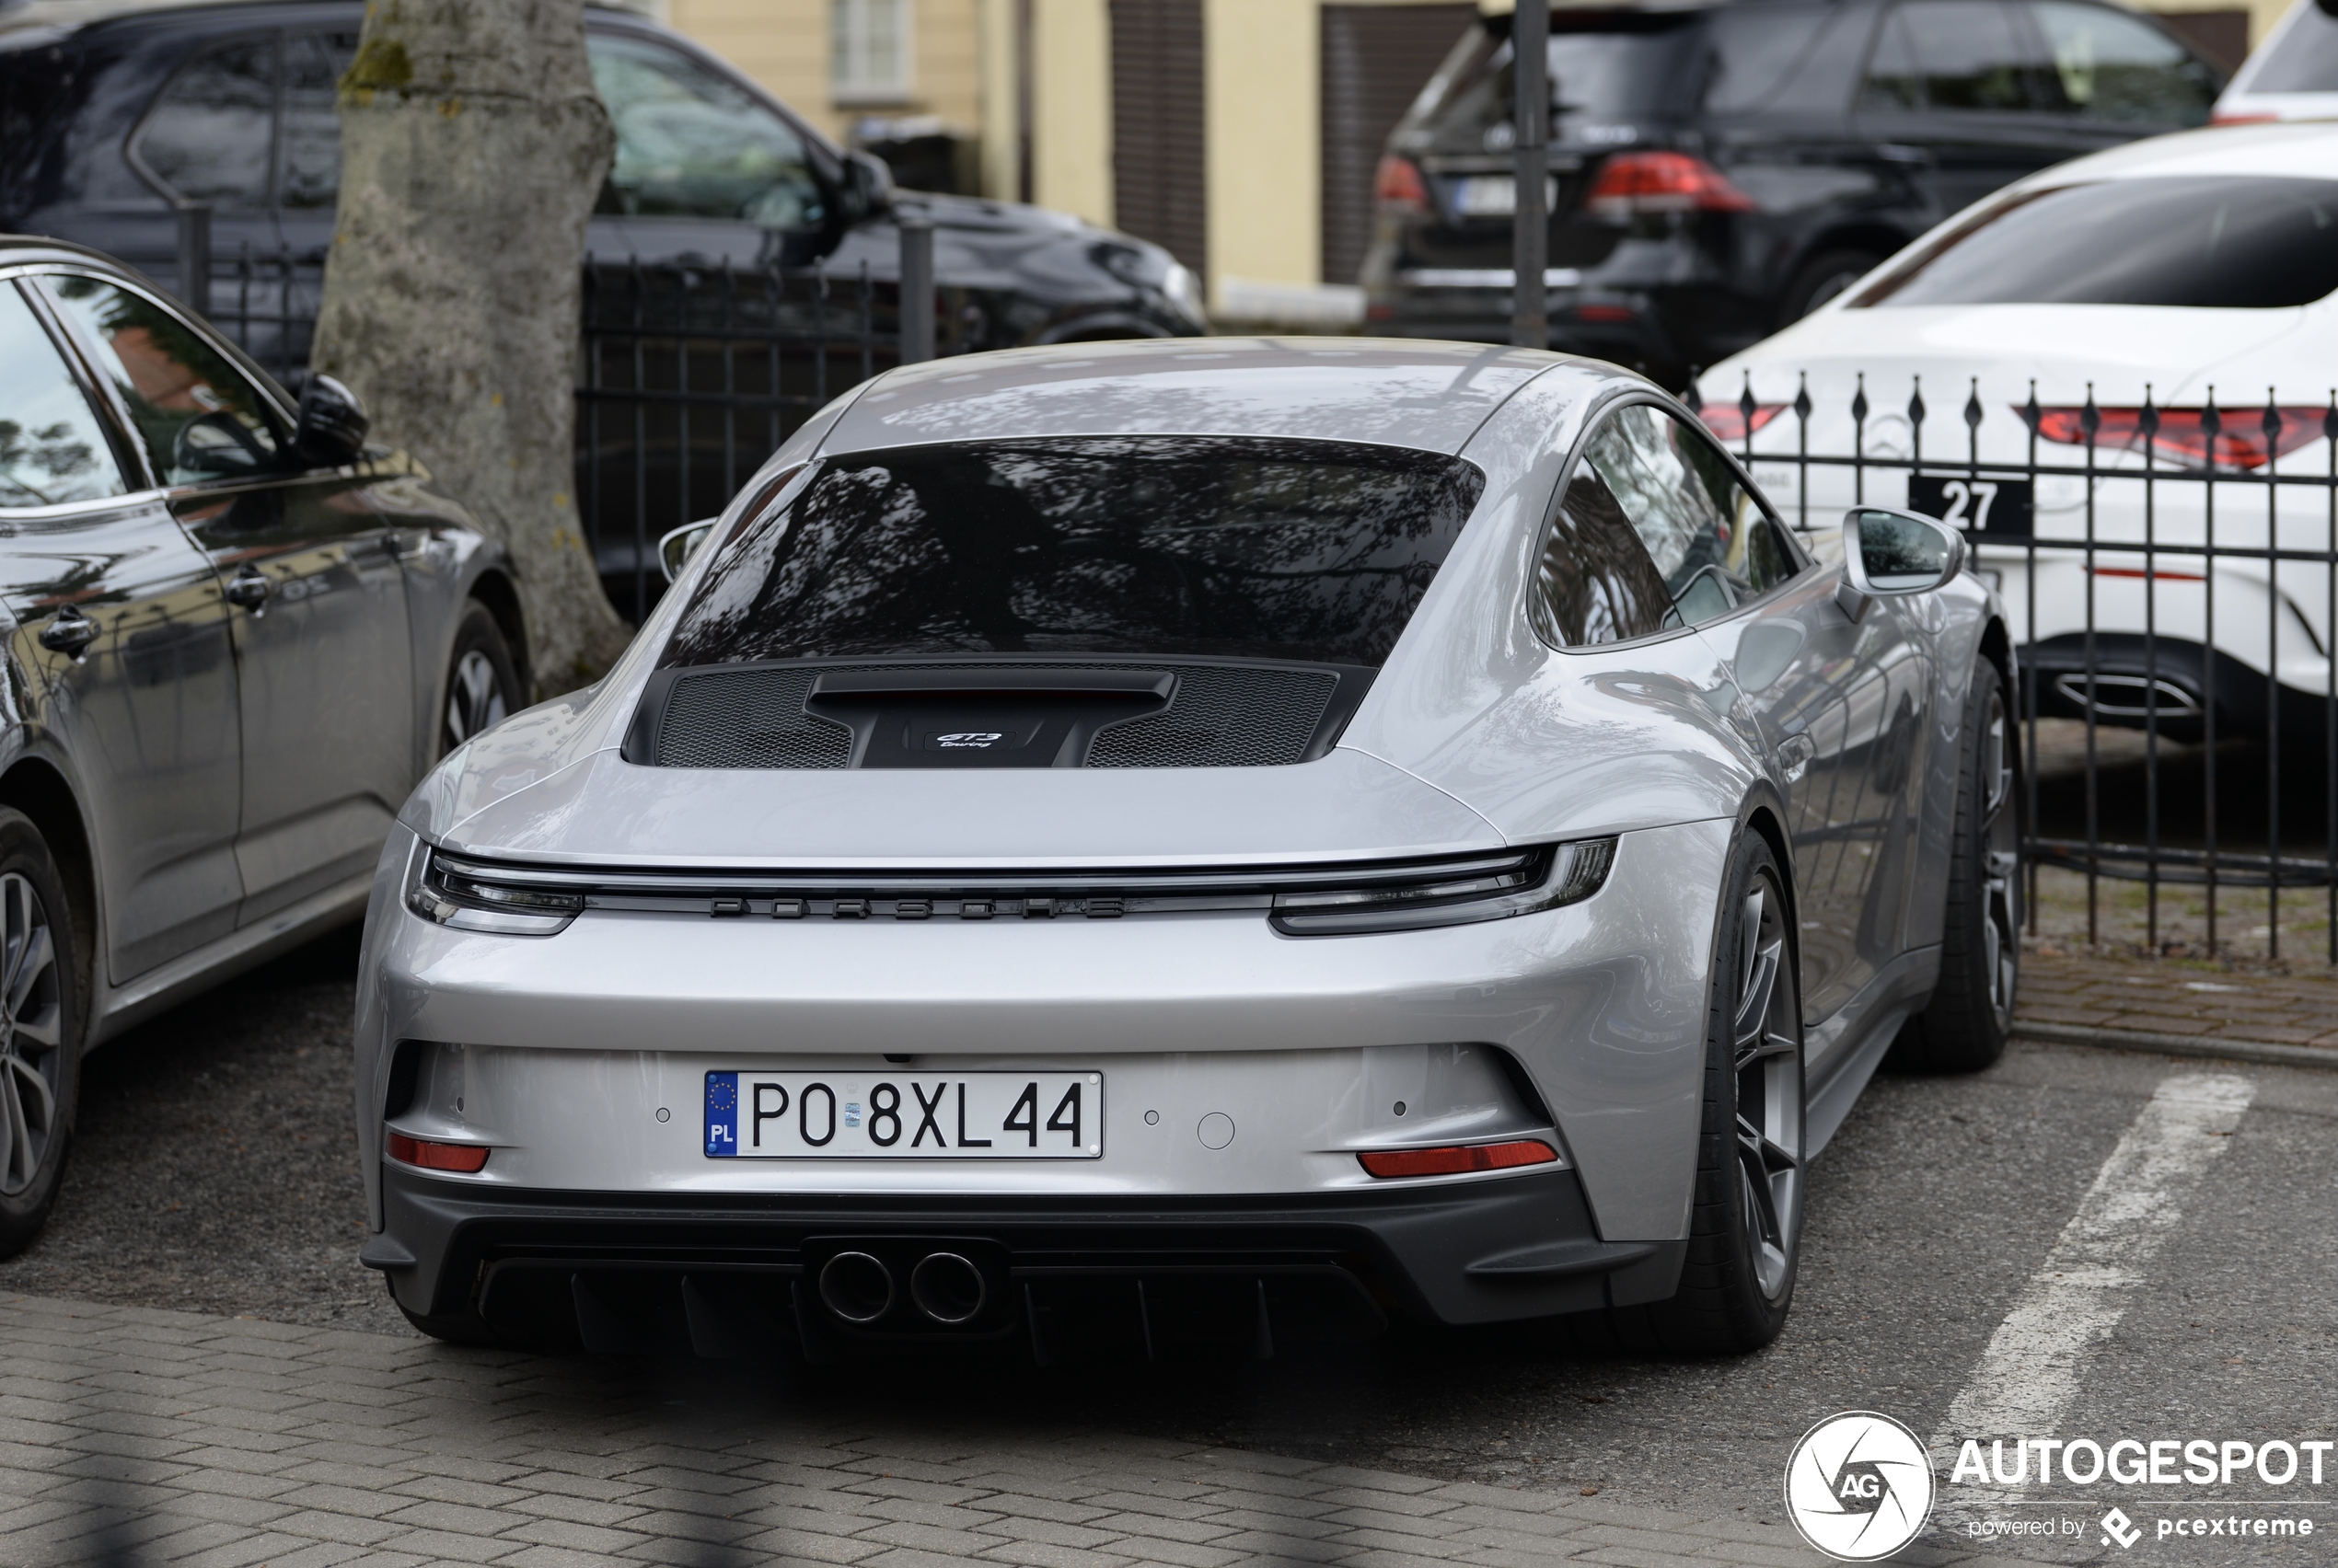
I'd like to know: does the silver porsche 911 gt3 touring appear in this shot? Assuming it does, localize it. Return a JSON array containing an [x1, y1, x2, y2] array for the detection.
[[356, 339, 2019, 1359]]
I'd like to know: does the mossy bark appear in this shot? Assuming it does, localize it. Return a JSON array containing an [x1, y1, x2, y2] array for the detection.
[[313, 0, 630, 696]]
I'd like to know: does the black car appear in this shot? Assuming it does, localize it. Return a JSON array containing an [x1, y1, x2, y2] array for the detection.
[[1363, 0, 2226, 383], [0, 1, 1207, 611]]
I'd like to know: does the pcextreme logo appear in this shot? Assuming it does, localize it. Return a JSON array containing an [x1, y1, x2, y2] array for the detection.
[[1785, 1412, 1939, 1561]]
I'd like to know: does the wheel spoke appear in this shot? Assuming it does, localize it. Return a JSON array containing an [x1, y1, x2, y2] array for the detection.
[[11, 1002, 58, 1049], [0, 1065, 28, 1190], [7, 1055, 51, 1134], [6, 921, 51, 1020], [1738, 1144, 1784, 1248]]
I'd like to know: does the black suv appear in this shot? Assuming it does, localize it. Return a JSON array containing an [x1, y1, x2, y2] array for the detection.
[[1364, 0, 2225, 382], [0, 2, 1205, 350], [0, 1, 1205, 612]]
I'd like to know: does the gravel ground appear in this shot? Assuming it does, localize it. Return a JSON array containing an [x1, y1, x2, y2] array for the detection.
[[0, 924, 409, 1336]]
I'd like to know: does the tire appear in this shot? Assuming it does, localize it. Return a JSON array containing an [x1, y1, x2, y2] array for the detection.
[[1778, 248, 1881, 324], [1892, 661, 2020, 1073], [1609, 834, 1805, 1355], [0, 809, 81, 1259], [440, 602, 523, 756]]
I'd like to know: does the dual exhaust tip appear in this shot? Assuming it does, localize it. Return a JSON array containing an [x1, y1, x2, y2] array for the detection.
[[818, 1250, 987, 1326]]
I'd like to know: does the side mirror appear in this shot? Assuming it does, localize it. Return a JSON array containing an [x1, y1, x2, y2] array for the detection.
[[659, 518, 717, 582], [293, 375, 370, 466], [839, 150, 895, 224], [1837, 505, 1964, 616]]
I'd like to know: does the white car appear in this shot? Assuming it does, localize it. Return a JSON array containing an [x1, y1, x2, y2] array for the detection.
[[1698, 121, 2338, 749], [2215, 0, 2338, 123]]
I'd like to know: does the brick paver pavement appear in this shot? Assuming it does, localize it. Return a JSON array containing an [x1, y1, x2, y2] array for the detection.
[[2017, 951, 2338, 1052], [0, 1294, 2058, 1568]]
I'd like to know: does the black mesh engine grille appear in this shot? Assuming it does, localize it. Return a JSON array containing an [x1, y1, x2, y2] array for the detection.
[[1087, 666, 1338, 768], [656, 666, 852, 769], [645, 662, 1349, 769]]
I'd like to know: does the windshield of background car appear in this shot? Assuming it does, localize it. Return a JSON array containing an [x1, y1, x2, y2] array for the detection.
[[2244, 6, 2338, 92], [1853, 177, 2338, 308], [661, 437, 1487, 668], [1413, 7, 1835, 150], [589, 35, 828, 227]]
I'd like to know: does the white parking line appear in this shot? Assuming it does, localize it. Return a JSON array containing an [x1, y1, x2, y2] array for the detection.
[[1934, 1071, 2256, 1458]]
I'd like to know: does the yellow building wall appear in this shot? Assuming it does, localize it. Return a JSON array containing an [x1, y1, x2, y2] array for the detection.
[[665, 0, 987, 147], [1029, 0, 1116, 226], [1205, 0, 1320, 302]]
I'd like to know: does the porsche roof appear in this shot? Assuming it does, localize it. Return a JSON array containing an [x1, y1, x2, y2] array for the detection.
[[822, 338, 1566, 457]]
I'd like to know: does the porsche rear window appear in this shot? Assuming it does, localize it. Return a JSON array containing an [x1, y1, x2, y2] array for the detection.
[[660, 437, 1486, 668], [1853, 177, 2338, 309]]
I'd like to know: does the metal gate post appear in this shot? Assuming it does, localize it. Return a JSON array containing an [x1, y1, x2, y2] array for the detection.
[[898, 218, 936, 364], [174, 201, 213, 317], [1509, 0, 1549, 350]]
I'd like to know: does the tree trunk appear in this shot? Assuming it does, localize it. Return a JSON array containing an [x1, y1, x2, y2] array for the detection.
[[313, 0, 631, 697]]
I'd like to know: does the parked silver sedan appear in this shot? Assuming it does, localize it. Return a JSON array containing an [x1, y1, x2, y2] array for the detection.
[[0, 236, 527, 1251], [358, 340, 2016, 1359]]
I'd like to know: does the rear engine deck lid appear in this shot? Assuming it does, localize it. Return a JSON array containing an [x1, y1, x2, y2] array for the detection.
[[434, 744, 1504, 870]]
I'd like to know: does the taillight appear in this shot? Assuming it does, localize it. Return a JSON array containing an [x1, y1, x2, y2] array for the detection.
[[2031, 406, 2329, 471], [1585, 151, 1754, 215], [1358, 1139, 1557, 1179], [386, 1132, 491, 1173], [1699, 403, 1786, 442], [2211, 111, 2278, 124], [1374, 155, 1429, 215]]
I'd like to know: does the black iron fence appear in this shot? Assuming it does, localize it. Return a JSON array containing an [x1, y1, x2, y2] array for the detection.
[[1688, 371, 2338, 963], [174, 207, 927, 628]]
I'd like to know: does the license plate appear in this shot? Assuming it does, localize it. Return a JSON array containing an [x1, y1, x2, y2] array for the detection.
[[1453, 175, 1558, 216], [704, 1071, 1102, 1159]]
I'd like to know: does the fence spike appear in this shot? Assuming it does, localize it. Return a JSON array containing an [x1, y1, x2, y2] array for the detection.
[[2078, 384, 2100, 442], [1849, 372, 1868, 425], [2263, 389, 2284, 444], [1963, 376, 1983, 432], [1906, 375, 1925, 426], [1738, 371, 1756, 424], [2020, 379, 2041, 434], [2325, 391, 2337, 445], [1793, 371, 1811, 422], [2138, 385, 2159, 441]]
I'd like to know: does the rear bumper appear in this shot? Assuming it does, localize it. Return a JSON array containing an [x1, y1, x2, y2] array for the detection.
[[365, 1163, 1684, 1355]]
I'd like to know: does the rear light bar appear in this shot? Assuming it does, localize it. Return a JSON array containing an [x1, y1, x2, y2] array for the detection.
[[1699, 403, 1786, 443], [1375, 155, 1429, 215], [401, 839, 1616, 936], [385, 1132, 490, 1173], [2031, 406, 2329, 471], [1359, 1139, 1557, 1178], [1586, 151, 1754, 215], [1269, 837, 1614, 936]]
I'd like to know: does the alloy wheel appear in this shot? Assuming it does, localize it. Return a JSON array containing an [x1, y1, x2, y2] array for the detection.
[[1733, 874, 1802, 1301], [0, 871, 63, 1197], [1979, 683, 2020, 1031], [445, 649, 508, 749]]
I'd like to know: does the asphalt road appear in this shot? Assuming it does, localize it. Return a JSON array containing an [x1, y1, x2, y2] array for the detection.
[[4, 929, 2332, 1562]]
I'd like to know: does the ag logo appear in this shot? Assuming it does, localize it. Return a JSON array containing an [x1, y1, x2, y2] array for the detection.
[[1784, 1412, 1936, 1561]]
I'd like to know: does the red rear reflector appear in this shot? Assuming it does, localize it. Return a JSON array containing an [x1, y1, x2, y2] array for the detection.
[[1575, 304, 1636, 323], [386, 1131, 490, 1172], [1374, 155, 1429, 214], [1358, 1139, 1557, 1178], [1586, 151, 1755, 214], [1699, 403, 1786, 442], [2031, 406, 2328, 471]]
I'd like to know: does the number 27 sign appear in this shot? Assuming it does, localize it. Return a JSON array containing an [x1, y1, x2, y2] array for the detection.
[[1906, 473, 2033, 539]]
